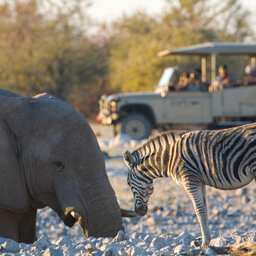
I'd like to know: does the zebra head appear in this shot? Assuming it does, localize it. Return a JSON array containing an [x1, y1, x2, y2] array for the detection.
[[123, 150, 154, 216]]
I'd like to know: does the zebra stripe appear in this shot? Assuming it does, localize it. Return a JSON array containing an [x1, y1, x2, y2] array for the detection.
[[124, 123, 256, 249]]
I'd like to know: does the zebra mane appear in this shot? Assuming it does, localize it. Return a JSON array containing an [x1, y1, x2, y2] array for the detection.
[[131, 152, 156, 168], [137, 129, 189, 150], [131, 129, 189, 168]]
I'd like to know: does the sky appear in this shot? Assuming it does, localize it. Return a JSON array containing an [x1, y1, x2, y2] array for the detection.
[[88, 0, 256, 30], [88, 0, 166, 22]]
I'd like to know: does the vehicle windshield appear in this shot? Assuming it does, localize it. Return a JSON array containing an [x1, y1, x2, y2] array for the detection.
[[157, 67, 175, 87]]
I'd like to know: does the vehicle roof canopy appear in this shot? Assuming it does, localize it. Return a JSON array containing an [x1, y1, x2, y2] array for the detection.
[[158, 42, 256, 56], [158, 42, 256, 85]]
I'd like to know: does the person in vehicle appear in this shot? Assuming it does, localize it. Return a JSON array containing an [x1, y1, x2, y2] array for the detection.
[[244, 65, 256, 85], [212, 64, 236, 91], [186, 72, 202, 91], [177, 72, 190, 91]]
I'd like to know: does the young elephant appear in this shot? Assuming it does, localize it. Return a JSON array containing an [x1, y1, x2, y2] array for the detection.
[[0, 90, 124, 243]]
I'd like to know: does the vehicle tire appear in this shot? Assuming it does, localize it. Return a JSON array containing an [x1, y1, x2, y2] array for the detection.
[[120, 113, 152, 140]]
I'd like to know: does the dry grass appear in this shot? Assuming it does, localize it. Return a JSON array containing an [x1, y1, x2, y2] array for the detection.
[[211, 243, 256, 255]]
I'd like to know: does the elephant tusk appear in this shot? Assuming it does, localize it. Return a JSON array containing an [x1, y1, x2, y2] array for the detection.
[[70, 211, 80, 219], [120, 208, 138, 218]]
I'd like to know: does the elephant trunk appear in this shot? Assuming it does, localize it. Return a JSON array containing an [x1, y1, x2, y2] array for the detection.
[[81, 196, 124, 238], [80, 182, 124, 238], [59, 178, 124, 238]]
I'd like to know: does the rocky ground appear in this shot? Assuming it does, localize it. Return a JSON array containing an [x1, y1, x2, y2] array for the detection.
[[1, 125, 256, 255]]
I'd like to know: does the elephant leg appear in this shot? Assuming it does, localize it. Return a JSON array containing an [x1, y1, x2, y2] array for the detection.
[[0, 207, 37, 244], [0, 208, 19, 242], [18, 207, 37, 243]]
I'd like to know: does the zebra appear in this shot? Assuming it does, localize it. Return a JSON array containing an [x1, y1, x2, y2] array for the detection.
[[123, 123, 256, 249]]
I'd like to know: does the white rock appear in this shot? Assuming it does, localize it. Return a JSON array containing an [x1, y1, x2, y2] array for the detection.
[[42, 247, 64, 256], [117, 247, 129, 256], [235, 187, 248, 196], [0, 238, 20, 253], [85, 243, 95, 253], [130, 232, 138, 238], [55, 236, 72, 246], [34, 235, 52, 250], [146, 247, 158, 255], [152, 245, 173, 256], [147, 216, 160, 226], [102, 246, 119, 256], [128, 238, 141, 245], [102, 237, 112, 244], [174, 244, 190, 254], [159, 246, 173, 255], [210, 236, 228, 247], [204, 247, 218, 255], [130, 246, 147, 256], [112, 230, 127, 242], [150, 237, 167, 250], [143, 234, 154, 244], [136, 241, 147, 247]]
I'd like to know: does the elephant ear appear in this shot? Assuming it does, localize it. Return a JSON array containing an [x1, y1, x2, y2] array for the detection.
[[0, 96, 29, 211]]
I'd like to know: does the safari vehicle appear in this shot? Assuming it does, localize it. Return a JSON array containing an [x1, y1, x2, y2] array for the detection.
[[97, 42, 256, 140]]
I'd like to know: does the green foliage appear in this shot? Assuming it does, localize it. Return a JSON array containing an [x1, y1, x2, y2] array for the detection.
[[0, 0, 97, 100], [109, 12, 176, 92]]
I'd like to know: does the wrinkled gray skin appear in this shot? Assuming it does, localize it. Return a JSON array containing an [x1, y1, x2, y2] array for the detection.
[[0, 89, 124, 243]]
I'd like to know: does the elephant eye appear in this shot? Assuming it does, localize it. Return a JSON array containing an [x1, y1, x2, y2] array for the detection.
[[53, 160, 65, 173]]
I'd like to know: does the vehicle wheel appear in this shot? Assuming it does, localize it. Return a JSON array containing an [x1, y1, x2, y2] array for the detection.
[[121, 113, 152, 140]]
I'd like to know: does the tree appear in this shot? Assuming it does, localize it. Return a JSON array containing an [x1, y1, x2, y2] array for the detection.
[[163, 0, 252, 43], [108, 12, 172, 92], [0, 0, 92, 99], [0, 0, 115, 119], [108, 0, 253, 92]]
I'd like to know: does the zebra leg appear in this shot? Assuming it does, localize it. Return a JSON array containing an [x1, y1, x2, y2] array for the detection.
[[184, 183, 210, 249]]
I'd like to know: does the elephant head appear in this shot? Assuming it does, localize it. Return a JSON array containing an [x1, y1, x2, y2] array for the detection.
[[0, 92, 124, 241]]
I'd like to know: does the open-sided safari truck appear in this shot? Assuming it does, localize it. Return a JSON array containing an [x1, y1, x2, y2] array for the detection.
[[97, 42, 256, 140]]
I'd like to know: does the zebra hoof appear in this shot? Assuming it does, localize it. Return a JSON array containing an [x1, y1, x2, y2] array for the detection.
[[201, 241, 210, 250]]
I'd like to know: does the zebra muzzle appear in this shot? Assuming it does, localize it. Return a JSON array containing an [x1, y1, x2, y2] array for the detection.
[[135, 206, 147, 216]]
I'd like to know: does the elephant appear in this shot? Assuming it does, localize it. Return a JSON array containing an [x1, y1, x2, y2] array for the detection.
[[0, 89, 128, 243]]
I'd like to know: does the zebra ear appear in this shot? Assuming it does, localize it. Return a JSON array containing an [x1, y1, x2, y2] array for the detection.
[[123, 150, 134, 168]]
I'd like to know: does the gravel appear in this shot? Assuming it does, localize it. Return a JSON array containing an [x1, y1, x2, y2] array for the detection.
[[1, 133, 256, 255]]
